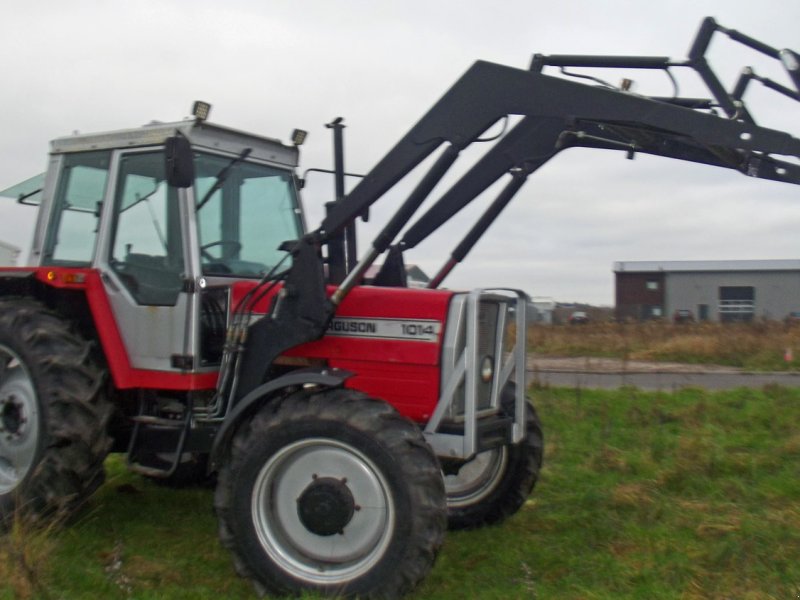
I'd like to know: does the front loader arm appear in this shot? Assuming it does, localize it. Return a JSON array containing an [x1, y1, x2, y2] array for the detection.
[[318, 58, 800, 244], [226, 17, 799, 403], [401, 101, 800, 257]]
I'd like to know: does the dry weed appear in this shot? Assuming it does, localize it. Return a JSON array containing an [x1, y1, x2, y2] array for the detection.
[[0, 511, 60, 600], [590, 445, 629, 473], [610, 482, 655, 508], [781, 432, 800, 456], [529, 321, 800, 370], [694, 518, 741, 538]]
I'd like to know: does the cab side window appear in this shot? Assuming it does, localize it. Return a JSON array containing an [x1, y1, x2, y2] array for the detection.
[[109, 152, 185, 306], [43, 151, 110, 265]]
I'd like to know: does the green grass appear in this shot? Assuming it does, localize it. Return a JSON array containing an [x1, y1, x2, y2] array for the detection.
[[4, 385, 800, 599]]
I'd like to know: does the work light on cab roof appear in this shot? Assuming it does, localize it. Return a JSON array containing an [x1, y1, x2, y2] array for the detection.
[[191, 100, 211, 122]]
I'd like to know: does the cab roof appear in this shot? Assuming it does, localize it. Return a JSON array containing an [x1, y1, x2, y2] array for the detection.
[[50, 119, 299, 168]]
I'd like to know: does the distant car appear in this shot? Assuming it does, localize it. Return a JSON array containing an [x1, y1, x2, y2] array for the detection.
[[673, 309, 695, 324], [568, 311, 589, 325], [786, 311, 800, 323]]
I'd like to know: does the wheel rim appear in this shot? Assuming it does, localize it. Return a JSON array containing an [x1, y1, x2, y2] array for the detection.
[[444, 447, 508, 508], [0, 345, 40, 495], [251, 437, 395, 585]]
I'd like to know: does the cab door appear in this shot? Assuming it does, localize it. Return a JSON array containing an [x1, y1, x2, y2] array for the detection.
[[99, 149, 194, 373]]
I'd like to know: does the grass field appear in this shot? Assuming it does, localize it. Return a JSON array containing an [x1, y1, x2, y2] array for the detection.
[[3, 384, 799, 599], [529, 321, 800, 371]]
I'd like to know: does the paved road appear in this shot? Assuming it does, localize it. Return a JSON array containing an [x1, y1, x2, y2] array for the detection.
[[528, 357, 800, 390], [529, 370, 800, 391]]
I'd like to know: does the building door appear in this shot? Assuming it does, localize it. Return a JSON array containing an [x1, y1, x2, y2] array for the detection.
[[719, 287, 755, 322], [698, 304, 709, 321]]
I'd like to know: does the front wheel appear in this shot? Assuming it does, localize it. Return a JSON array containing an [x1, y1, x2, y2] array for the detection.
[[445, 398, 543, 530], [214, 388, 446, 598]]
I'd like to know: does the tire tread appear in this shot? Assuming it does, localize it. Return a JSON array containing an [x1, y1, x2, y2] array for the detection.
[[0, 298, 112, 525]]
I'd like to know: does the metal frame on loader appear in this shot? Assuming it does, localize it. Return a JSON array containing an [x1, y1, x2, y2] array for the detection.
[[0, 16, 797, 599]]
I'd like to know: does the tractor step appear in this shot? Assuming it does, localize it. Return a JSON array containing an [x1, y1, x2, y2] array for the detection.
[[126, 401, 192, 479], [128, 463, 176, 478]]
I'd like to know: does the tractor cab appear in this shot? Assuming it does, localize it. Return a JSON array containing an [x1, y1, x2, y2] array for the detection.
[[31, 110, 305, 374]]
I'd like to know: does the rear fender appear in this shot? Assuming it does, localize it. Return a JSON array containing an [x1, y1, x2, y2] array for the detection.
[[0, 270, 96, 339], [0, 270, 37, 296], [0, 270, 117, 381], [209, 367, 353, 469]]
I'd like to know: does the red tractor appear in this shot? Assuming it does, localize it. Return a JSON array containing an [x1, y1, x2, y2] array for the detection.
[[0, 17, 797, 598]]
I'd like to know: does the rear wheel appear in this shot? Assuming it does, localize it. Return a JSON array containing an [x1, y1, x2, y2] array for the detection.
[[445, 398, 543, 530], [0, 299, 112, 526], [215, 388, 446, 598]]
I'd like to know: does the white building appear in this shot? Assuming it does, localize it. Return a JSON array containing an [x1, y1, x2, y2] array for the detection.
[[529, 297, 556, 324]]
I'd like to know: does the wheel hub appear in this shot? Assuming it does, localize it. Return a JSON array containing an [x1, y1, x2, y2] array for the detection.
[[0, 347, 39, 495], [251, 437, 395, 583], [297, 476, 356, 536], [0, 395, 26, 437]]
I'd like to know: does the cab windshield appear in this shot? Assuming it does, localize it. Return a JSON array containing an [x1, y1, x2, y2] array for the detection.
[[194, 152, 302, 277]]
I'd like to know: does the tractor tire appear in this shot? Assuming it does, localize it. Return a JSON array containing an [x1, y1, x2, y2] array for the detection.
[[214, 388, 447, 599], [444, 395, 543, 530], [0, 299, 112, 527]]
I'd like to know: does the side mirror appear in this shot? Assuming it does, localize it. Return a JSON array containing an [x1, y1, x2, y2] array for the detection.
[[165, 134, 194, 188]]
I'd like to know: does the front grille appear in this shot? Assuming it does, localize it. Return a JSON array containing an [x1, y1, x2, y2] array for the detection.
[[440, 293, 508, 420], [425, 289, 528, 459]]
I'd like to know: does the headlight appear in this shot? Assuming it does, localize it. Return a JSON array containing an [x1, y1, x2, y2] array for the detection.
[[480, 355, 494, 383]]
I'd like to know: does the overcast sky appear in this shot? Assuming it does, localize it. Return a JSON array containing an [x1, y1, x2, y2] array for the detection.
[[0, 0, 797, 305]]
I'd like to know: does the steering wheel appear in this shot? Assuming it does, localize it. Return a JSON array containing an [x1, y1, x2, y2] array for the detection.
[[200, 240, 242, 261]]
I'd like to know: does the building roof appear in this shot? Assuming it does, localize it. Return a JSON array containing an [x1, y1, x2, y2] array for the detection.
[[614, 259, 800, 273]]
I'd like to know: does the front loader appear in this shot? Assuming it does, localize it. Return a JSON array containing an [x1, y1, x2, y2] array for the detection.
[[0, 17, 797, 598]]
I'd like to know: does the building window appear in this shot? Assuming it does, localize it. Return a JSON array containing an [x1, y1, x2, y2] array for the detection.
[[719, 286, 755, 322], [650, 306, 663, 318], [646, 280, 659, 291]]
